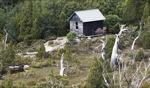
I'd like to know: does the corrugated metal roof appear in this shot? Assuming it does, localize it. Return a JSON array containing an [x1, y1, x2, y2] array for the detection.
[[70, 9, 105, 22]]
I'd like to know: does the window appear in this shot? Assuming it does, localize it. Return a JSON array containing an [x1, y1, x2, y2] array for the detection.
[[76, 22, 78, 29]]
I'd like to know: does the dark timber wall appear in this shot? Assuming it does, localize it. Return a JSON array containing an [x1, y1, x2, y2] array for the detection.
[[83, 20, 103, 36]]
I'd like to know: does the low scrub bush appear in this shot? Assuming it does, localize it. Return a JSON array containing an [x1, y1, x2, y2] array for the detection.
[[136, 49, 145, 61], [31, 59, 51, 68], [66, 31, 76, 41], [106, 36, 115, 59], [138, 30, 150, 49], [36, 43, 50, 59]]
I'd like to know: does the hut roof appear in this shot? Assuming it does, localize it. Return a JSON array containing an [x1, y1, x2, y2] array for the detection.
[[69, 9, 105, 22]]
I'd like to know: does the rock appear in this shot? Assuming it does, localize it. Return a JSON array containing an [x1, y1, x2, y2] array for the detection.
[[23, 65, 30, 70]]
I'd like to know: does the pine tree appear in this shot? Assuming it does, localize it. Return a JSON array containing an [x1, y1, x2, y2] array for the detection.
[[85, 57, 112, 88], [123, 0, 146, 22], [18, 0, 33, 42], [58, 11, 67, 36], [142, 1, 150, 23], [30, 18, 42, 39]]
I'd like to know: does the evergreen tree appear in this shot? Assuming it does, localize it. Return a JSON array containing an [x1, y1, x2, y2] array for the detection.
[[142, 1, 150, 23], [18, 0, 33, 42], [123, 0, 146, 22], [30, 18, 42, 39], [86, 57, 112, 88], [58, 11, 67, 36]]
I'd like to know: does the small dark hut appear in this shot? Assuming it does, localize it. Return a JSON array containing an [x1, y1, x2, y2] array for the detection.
[[69, 9, 106, 36]]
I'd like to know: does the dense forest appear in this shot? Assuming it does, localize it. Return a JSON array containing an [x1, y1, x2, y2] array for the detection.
[[0, 0, 150, 43], [0, 0, 150, 88]]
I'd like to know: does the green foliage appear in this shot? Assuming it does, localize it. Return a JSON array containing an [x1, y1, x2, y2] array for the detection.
[[0, 78, 14, 88], [142, 2, 150, 23], [31, 59, 51, 68], [1, 0, 127, 43], [34, 72, 69, 87], [144, 16, 150, 30], [85, 57, 112, 88], [105, 15, 122, 34], [56, 48, 65, 57], [141, 82, 150, 88], [0, 48, 15, 66], [15, 81, 26, 88], [66, 31, 77, 41], [34, 82, 49, 88], [13, 56, 32, 66], [0, 8, 6, 32], [106, 36, 115, 59], [136, 49, 145, 61], [139, 30, 150, 49], [123, 0, 146, 22], [36, 43, 49, 59], [57, 11, 68, 36], [27, 80, 36, 86]]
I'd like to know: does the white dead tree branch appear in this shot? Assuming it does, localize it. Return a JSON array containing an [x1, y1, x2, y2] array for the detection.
[[131, 31, 141, 50], [101, 36, 107, 60], [60, 53, 66, 76], [3, 29, 8, 50], [130, 60, 150, 88], [110, 25, 127, 69], [131, 22, 142, 50]]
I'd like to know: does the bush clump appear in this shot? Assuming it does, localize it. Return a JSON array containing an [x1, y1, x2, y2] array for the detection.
[[105, 15, 122, 34], [138, 30, 150, 49], [106, 36, 115, 59], [66, 31, 76, 41], [31, 59, 51, 68], [36, 43, 50, 59], [136, 49, 145, 61]]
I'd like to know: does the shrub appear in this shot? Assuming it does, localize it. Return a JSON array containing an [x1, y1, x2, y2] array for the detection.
[[15, 81, 26, 88], [31, 59, 51, 68], [0, 48, 15, 67], [144, 16, 150, 30], [106, 36, 115, 59], [105, 15, 122, 34], [86, 57, 112, 88], [66, 31, 76, 41], [136, 49, 145, 61], [36, 43, 50, 59], [0, 78, 14, 88], [141, 82, 150, 88], [27, 80, 36, 86], [34, 82, 49, 88], [138, 30, 150, 49]]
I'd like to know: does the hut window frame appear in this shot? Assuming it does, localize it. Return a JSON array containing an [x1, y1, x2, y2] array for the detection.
[[76, 22, 78, 29]]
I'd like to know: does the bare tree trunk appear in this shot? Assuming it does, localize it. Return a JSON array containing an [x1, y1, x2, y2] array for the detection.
[[60, 53, 66, 76], [131, 22, 142, 50], [110, 25, 127, 69], [3, 29, 8, 50], [110, 34, 119, 69], [101, 36, 107, 60], [131, 33, 140, 50]]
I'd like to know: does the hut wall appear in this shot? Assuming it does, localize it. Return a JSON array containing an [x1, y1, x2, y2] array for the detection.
[[83, 20, 103, 36]]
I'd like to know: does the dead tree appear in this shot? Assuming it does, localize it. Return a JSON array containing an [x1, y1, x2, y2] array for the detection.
[[110, 25, 127, 69], [3, 29, 8, 50], [101, 36, 107, 60], [60, 53, 66, 76], [131, 22, 142, 50]]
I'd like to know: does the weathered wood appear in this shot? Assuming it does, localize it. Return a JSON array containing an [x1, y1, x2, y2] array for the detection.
[[69, 10, 105, 36]]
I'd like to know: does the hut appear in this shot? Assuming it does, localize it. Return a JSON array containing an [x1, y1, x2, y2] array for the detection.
[[69, 9, 105, 36]]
